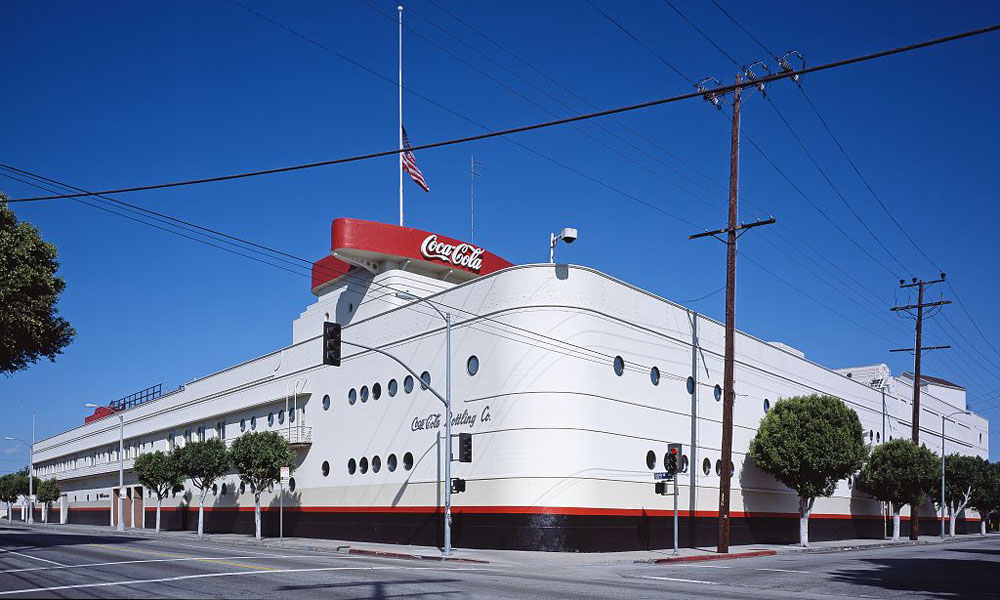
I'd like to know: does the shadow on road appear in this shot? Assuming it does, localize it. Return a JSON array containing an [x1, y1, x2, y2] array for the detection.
[[830, 555, 1000, 598], [0, 527, 133, 553], [276, 578, 460, 598]]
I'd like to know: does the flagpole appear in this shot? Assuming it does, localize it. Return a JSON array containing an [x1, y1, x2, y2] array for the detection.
[[398, 5, 404, 227]]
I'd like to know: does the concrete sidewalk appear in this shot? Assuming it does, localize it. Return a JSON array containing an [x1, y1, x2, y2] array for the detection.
[[6, 520, 994, 567]]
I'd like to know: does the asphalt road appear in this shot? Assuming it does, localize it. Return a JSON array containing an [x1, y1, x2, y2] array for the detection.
[[0, 525, 995, 598]]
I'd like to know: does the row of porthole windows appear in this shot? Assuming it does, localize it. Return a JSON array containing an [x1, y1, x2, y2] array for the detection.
[[642, 450, 735, 478], [345, 452, 414, 475], [341, 373, 430, 408], [236, 410, 298, 434]]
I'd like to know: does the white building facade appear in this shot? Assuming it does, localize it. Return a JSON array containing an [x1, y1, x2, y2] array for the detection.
[[27, 218, 989, 550]]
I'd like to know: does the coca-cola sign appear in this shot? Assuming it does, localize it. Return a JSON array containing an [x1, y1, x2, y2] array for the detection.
[[420, 235, 485, 272]]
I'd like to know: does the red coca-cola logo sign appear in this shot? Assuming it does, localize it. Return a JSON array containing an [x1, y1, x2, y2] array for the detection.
[[420, 235, 485, 271]]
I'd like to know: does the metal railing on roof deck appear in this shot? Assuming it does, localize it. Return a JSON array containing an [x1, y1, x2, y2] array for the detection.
[[108, 384, 162, 411]]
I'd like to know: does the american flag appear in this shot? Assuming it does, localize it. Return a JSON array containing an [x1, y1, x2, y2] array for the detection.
[[401, 126, 429, 192]]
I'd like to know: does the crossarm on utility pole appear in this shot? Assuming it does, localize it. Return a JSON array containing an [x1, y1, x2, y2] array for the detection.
[[341, 340, 447, 406]]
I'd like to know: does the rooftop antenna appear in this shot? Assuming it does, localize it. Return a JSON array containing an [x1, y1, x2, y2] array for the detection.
[[470, 155, 484, 243]]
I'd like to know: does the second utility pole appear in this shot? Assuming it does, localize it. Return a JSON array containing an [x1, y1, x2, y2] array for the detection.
[[689, 73, 774, 553]]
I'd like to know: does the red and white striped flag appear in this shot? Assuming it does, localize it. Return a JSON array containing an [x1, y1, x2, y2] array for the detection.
[[401, 126, 429, 192]]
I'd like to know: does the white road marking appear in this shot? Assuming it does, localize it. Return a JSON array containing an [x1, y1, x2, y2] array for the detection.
[[0, 549, 66, 567], [756, 567, 809, 574], [0, 565, 494, 596], [639, 575, 717, 585], [686, 564, 731, 569], [0, 554, 339, 574]]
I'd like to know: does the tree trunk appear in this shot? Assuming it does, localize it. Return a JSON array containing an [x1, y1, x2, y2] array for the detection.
[[892, 505, 901, 542], [5, 501, 10, 523], [982, 520, 987, 536], [198, 487, 207, 538], [949, 504, 957, 537], [798, 495, 814, 547], [254, 492, 262, 540], [156, 496, 162, 533], [42, 503, 47, 524]]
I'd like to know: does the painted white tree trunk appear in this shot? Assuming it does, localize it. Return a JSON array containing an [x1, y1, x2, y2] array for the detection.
[[951, 492, 970, 538], [42, 503, 47, 523], [892, 506, 901, 541], [798, 496, 814, 547], [254, 493, 262, 540], [198, 487, 207, 538], [5, 502, 10, 523], [982, 520, 987, 536], [155, 497, 162, 533]]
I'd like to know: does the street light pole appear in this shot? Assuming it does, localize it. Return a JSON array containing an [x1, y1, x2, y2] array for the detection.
[[86, 403, 125, 531], [4, 431, 34, 525]]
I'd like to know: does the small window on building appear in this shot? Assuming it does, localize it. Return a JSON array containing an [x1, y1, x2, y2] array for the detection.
[[403, 452, 414, 471], [763, 398, 770, 413], [240, 482, 246, 495], [387, 454, 398, 472], [467, 356, 479, 376], [613, 355, 625, 376], [289, 409, 295, 423], [323, 395, 331, 411], [360, 386, 369, 403], [217, 421, 226, 440], [645, 450, 656, 470], [372, 382, 382, 400], [404, 375, 414, 394], [348, 388, 357, 405], [359, 457, 369, 474], [420, 371, 431, 390], [681, 455, 689, 473], [240, 419, 246, 433], [268, 412, 275, 427], [372, 455, 382, 473], [388, 379, 399, 397], [869, 430, 874, 442], [650, 366, 660, 386], [714, 385, 722, 402], [212, 484, 218, 495], [703, 458, 711, 476], [876, 432, 880, 443], [715, 459, 722, 476], [288, 477, 296, 493], [686, 376, 695, 395], [221, 483, 228, 496], [321, 461, 330, 477], [348, 458, 357, 475], [250, 416, 257, 430]]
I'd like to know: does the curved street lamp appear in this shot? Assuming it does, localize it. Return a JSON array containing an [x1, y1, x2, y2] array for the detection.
[[3, 433, 33, 525]]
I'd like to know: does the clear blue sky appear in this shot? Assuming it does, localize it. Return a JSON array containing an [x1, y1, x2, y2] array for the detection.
[[2, 1, 999, 465]]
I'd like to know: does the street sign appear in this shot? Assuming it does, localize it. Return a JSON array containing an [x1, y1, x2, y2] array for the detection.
[[653, 472, 674, 481], [280, 466, 290, 484]]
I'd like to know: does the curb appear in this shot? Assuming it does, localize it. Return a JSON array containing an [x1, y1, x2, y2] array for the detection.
[[640, 549, 778, 564], [10, 522, 490, 564]]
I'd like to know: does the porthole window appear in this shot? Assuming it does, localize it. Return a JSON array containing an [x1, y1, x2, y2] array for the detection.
[[467, 355, 480, 376], [240, 482, 246, 495], [240, 419, 246, 432], [613, 355, 625, 376], [372, 455, 382, 473], [360, 385, 369, 403], [715, 459, 722, 476], [686, 376, 695, 395], [278, 409, 285, 425], [212, 484, 218, 495], [876, 432, 880, 443], [372, 382, 382, 400], [650, 366, 660, 386], [288, 477, 296, 493], [403, 452, 414, 470], [268, 412, 275, 427], [221, 483, 228, 496], [289, 409, 295, 423], [730, 461, 735, 476], [348, 458, 357, 475], [714, 385, 722, 402], [681, 455, 689, 473], [388, 379, 399, 397], [420, 371, 431, 390], [404, 376, 414, 394], [980, 433, 983, 443], [763, 398, 770, 413], [323, 395, 331, 411], [387, 454, 398, 472], [646, 450, 656, 470], [703, 458, 712, 476], [349, 302, 354, 313], [322, 461, 330, 477], [359, 457, 369, 474], [250, 416, 257, 430], [348, 388, 357, 405], [869, 430, 874, 442]]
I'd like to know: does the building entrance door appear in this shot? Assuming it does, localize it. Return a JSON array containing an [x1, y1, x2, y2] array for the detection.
[[133, 487, 144, 529]]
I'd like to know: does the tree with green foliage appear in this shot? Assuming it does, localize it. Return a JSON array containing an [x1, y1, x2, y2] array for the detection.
[[134, 450, 186, 533], [944, 454, 986, 537], [0, 194, 75, 376], [969, 461, 1000, 535], [229, 431, 295, 540], [35, 478, 60, 523], [0, 475, 18, 522], [859, 439, 940, 541], [749, 394, 867, 547], [175, 439, 230, 538]]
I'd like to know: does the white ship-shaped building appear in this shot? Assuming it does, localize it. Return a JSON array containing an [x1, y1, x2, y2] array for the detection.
[[26, 218, 988, 550]]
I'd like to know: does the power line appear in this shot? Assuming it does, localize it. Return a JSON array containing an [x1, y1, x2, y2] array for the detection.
[[707, 0, 776, 57], [9, 22, 997, 203]]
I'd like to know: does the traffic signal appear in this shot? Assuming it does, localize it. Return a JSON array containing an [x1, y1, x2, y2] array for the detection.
[[322, 322, 342, 366], [458, 433, 473, 463], [666, 443, 682, 476], [451, 478, 466, 493]]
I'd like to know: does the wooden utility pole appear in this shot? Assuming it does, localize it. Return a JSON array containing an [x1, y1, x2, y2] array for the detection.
[[689, 73, 774, 554], [890, 274, 950, 540]]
